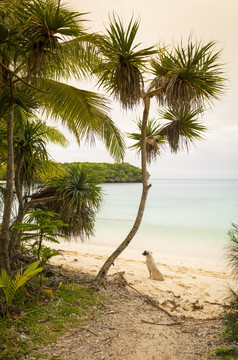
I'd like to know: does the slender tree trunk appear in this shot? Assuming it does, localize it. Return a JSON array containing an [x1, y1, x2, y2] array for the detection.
[[0, 104, 15, 272], [9, 153, 25, 259], [93, 97, 151, 289]]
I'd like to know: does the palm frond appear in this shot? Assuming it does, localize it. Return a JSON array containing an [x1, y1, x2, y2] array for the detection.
[[226, 223, 238, 278], [36, 120, 69, 148], [37, 78, 125, 162], [96, 14, 157, 109], [50, 34, 103, 81], [128, 118, 166, 163], [151, 40, 226, 109], [14, 120, 49, 189], [96, 117, 126, 163], [0, 86, 38, 118], [30, 165, 103, 240], [37, 160, 65, 183], [0, 261, 42, 306], [159, 107, 206, 153], [14, 0, 87, 77], [14, 116, 68, 189]]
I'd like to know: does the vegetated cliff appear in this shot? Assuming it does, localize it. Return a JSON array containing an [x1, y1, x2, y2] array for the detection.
[[62, 162, 149, 183], [0, 162, 149, 183]]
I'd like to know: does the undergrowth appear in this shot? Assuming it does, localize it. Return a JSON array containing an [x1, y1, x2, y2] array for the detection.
[[215, 346, 238, 359], [0, 276, 105, 360]]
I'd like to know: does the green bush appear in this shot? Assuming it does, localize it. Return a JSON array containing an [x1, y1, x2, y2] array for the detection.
[[223, 290, 238, 341], [224, 223, 238, 341], [0, 261, 42, 310]]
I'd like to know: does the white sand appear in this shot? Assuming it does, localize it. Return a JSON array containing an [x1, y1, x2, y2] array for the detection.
[[47, 240, 234, 319]]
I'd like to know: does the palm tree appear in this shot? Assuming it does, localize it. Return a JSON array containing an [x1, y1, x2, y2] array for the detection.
[[27, 165, 103, 240], [92, 15, 226, 288], [0, 115, 104, 259], [8, 117, 68, 257], [0, 0, 125, 271]]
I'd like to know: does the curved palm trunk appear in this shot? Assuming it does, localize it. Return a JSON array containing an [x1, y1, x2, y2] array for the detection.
[[0, 104, 15, 272], [93, 97, 151, 289]]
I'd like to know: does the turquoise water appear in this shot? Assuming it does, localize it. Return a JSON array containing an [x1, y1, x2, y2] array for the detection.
[[93, 179, 238, 260]]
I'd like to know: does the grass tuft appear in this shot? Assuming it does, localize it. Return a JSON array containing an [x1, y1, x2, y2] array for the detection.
[[0, 280, 105, 359]]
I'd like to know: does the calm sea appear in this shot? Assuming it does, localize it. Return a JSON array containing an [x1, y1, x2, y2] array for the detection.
[[93, 179, 238, 261]]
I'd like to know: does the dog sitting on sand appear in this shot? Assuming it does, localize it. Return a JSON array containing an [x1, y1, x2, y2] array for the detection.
[[142, 250, 164, 281]]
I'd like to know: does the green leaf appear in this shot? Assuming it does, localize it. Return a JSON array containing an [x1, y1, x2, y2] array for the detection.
[[37, 78, 125, 162], [0, 261, 42, 306], [151, 39, 226, 109], [95, 14, 157, 109]]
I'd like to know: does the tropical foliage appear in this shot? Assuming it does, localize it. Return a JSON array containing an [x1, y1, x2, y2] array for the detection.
[[226, 223, 238, 277], [0, 260, 42, 309], [151, 41, 225, 110], [224, 223, 238, 340], [96, 14, 156, 109], [0, 0, 125, 271], [0, 116, 71, 265], [0, 116, 68, 187], [18, 161, 144, 184], [92, 14, 226, 288], [28, 166, 103, 239], [0, 2, 226, 285], [14, 210, 67, 260], [66, 162, 145, 183], [128, 119, 166, 163], [128, 108, 207, 161]]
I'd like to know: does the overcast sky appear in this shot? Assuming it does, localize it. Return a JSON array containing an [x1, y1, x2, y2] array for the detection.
[[48, 0, 238, 179]]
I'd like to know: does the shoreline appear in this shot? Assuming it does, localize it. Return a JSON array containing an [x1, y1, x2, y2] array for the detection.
[[49, 238, 227, 271], [49, 240, 233, 319]]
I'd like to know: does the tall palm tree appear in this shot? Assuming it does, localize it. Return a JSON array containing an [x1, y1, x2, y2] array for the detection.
[[0, 0, 125, 271], [92, 15, 226, 288]]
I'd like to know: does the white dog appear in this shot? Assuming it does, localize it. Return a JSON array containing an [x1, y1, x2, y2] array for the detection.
[[142, 250, 164, 281]]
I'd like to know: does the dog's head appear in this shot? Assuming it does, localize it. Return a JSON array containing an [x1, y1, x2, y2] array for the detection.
[[142, 250, 152, 256]]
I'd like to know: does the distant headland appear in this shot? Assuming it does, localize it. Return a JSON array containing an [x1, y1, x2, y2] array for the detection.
[[0, 162, 149, 184], [59, 162, 149, 183]]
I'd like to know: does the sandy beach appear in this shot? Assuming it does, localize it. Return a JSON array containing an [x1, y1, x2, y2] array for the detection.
[[48, 241, 233, 319]]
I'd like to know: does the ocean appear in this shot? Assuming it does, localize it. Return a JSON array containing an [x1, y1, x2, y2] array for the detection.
[[92, 179, 238, 262]]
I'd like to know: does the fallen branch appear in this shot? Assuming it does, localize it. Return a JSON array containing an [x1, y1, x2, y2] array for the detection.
[[80, 327, 98, 336], [126, 283, 175, 319], [64, 327, 98, 338], [65, 278, 92, 285], [195, 317, 222, 321], [102, 334, 119, 345], [87, 310, 97, 321], [141, 319, 182, 326], [204, 300, 229, 308]]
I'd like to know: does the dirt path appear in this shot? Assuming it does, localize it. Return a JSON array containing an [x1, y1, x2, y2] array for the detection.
[[38, 274, 227, 360]]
